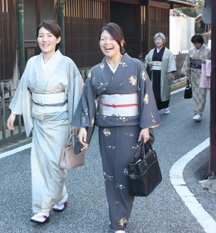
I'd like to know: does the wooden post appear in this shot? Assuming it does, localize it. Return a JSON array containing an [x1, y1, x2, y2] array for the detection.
[[209, 0, 216, 177], [59, 0, 65, 55], [1, 82, 6, 139], [17, 0, 25, 77]]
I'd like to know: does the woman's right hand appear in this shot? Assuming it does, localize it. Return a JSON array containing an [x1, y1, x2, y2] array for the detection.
[[78, 127, 88, 147], [7, 112, 16, 130], [148, 62, 153, 67]]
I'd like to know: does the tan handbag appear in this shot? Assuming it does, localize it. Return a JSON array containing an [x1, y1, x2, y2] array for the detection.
[[59, 130, 85, 169]]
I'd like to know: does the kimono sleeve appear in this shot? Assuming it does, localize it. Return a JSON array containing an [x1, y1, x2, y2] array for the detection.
[[167, 51, 177, 73], [138, 62, 161, 129], [144, 50, 153, 69], [9, 59, 33, 136], [71, 74, 96, 129], [67, 61, 84, 123], [181, 53, 191, 77]]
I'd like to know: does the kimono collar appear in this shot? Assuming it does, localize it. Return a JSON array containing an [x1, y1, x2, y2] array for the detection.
[[102, 53, 131, 68], [196, 44, 204, 53], [106, 58, 121, 73]]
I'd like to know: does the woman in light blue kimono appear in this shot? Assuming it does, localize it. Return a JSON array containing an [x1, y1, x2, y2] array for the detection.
[[7, 20, 83, 223], [72, 23, 160, 233]]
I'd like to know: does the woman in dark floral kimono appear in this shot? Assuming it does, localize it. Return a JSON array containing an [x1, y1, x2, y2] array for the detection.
[[72, 23, 160, 233]]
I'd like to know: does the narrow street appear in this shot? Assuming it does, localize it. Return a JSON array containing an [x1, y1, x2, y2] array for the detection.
[[0, 88, 215, 233]]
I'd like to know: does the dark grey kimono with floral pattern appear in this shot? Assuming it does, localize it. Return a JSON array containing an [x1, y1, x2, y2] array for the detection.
[[72, 53, 160, 231]]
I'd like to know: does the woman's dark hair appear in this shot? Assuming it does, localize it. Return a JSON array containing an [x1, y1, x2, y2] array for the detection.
[[191, 34, 204, 45], [36, 20, 62, 51], [99, 22, 126, 55]]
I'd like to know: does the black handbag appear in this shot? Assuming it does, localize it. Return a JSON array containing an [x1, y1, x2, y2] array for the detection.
[[184, 80, 192, 99], [128, 140, 162, 196]]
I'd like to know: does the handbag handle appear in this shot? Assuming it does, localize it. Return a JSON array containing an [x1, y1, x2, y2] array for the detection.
[[133, 140, 153, 160], [65, 129, 76, 146], [187, 79, 190, 86]]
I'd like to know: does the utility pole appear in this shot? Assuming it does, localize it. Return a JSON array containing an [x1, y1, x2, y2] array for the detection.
[[209, 0, 216, 177], [17, 0, 25, 77]]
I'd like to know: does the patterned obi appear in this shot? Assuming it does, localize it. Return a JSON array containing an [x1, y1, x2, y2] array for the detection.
[[98, 94, 139, 117], [190, 60, 202, 69], [32, 92, 68, 113], [152, 61, 162, 70]]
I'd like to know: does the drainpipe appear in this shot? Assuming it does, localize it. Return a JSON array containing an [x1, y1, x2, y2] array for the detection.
[[17, 0, 25, 77], [59, 0, 66, 55]]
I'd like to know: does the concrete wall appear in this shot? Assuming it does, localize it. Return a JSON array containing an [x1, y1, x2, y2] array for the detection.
[[169, 16, 195, 55]]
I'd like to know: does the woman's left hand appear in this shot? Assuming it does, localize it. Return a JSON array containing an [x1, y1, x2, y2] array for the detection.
[[168, 72, 174, 80], [138, 128, 150, 143]]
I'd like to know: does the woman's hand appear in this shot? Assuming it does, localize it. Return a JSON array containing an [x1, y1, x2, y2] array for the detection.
[[138, 128, 150, 143], [7, 112, 16, 130], [148, 62, 153, 67], [78, 127, 88, 147], [168, 72, 174, 80], [202, 58, 206, 64]]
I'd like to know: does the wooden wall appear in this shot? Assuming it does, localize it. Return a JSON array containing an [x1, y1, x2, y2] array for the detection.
[[0, 0, 16, 81], [64, 0, 109, 68], [147, 1, 170, 52]]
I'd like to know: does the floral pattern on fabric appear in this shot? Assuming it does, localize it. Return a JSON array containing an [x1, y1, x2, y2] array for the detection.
[[106, 145, 116, 150], [115, 183, 125, 190], [116, 116, 128, 123], [144, 94, 149, 104], [141, 70, 147, 81], [97, 82, 108, 90], [81, 108, 88, 123], [103, 128, 111, 137], [103, 172, 114, 181], [124, 132, 134, 137], [88, 70, 91, 79], [91, 118, 95, 127], [100, 63, 105, 70], [119, 61, 128, 68], [123, 168, 128, 176], [118, 218, 128, 227], [128, 75, 137, 86]]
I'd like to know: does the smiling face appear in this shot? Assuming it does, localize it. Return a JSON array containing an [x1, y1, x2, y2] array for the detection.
[[155, 37, 164, 49], [99, 30, 122, 60], [37, 27, 61, 56]]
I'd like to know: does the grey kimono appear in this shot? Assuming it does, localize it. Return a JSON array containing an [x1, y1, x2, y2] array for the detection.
[[72, 53, 160, 231], [181, 44, 211, 116], [9, 50, 83, 213]]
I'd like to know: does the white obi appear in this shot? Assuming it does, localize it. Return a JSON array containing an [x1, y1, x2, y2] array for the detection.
[[152, 61, 162, 70], [98, 94, 139, 117], [32, 92, 68, 115]]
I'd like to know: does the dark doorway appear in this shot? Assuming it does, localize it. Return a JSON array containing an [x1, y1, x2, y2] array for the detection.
[[110, 2, 139, 58]]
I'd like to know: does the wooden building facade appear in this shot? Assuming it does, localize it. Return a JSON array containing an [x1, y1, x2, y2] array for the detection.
[[0, 0, 196, 82]]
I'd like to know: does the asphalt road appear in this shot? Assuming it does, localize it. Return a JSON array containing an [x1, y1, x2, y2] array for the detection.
[[0, 88, 215, 233]]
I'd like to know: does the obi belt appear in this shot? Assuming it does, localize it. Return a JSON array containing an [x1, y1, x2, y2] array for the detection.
[[190, 60, 202, 69], [32, 92, 68, 114], [152, 61, 162, 71], [98, 93, 139, 117]]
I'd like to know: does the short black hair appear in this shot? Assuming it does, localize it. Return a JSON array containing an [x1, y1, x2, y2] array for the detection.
[[191, 34, 204, 45]]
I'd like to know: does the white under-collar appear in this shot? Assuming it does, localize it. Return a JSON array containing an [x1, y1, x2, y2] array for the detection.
[[106, 59, 120, 73], [197, 45, 203, 53], [41, 52, 55, 69]]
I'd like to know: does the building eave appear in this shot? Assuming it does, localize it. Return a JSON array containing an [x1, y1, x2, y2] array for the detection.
[[167, 0, 198, 8]]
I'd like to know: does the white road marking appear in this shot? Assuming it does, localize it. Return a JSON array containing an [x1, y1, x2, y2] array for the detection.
[[0, 143, 32, 159], [170, 138, 216, 233], [171, 87, 185, 95]]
